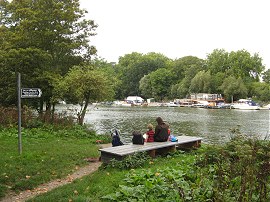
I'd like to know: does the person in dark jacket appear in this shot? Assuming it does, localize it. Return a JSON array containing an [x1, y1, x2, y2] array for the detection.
[[154, 117, 169, 142]]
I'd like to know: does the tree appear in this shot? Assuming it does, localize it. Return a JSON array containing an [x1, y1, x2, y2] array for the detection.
[[0, 0, 97, 109], [147, 68, 173, 101], [189, 71, 212, 94], [228, 50, 264, 81], [172, 56, 205, 82], [58, 66, 114, 125], [220, 76, 248, 102], [170, 79, 190, 99], [206, 49, 265, 82], [116, 52, 172, 98], [250, 82, 270, 102], [139, 74, 153, 98], [206, 49, 230, 74], [262, 69, 270, 84]]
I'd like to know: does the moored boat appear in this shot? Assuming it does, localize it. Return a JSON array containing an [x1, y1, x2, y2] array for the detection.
[[231, 99, 260, 110]]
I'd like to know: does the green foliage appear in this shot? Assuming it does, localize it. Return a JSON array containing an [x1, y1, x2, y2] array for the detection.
[[197, 131, 270, 201], [146, 68, 174, 100], [102, 151, 213, 202], [189, 70, 213, 94], [58, 65, 114, 125], [0, 0, 97, 107], [172, 56, 205, 81], [220, 76, 248, 102], [23, 136, 270, 201], [262, 69, 270, 83], [206, 49, 265, 100], [251, 81, 270, 102], [103, 152, 151, 170], [116, 52, 172, 99], [171, 78, 190, 99], [103, 134, 270, 202]]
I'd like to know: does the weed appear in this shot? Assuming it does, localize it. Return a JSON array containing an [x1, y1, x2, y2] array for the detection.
[[102, 152, 151, 170]]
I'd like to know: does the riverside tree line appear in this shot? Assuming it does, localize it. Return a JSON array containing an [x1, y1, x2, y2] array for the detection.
[[1, 0, 270, 125]]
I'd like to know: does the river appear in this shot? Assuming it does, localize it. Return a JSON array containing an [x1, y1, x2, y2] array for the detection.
[[58, 104, 270, 144]]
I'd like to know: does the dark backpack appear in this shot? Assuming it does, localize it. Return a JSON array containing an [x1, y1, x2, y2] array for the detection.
[[111, 129, 124, 147], [132, 131, 145, 145]]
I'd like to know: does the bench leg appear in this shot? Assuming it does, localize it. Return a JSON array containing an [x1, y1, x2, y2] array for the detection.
[[156, 145, 176, 156], [148, 149, 156, 158], [177, 140, 201, 149]]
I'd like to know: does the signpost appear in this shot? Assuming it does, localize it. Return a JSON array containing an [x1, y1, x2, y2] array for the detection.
[[17, 73, 42, 154], [21, 88, 42, 98]]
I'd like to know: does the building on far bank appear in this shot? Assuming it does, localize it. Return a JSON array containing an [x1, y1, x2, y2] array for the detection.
[[190, 93, 223, 100]]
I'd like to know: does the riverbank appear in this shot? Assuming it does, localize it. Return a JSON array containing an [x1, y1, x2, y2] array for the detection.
[[28, 134, 270, 201], [1, 126, 270, 201]]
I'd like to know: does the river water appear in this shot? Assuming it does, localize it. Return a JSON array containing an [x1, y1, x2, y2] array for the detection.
[[58, 104, 270, 144]]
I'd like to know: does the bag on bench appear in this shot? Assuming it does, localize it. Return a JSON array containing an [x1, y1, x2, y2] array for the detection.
[[111, 129, 124, 147], [132, 131, 145, 145]]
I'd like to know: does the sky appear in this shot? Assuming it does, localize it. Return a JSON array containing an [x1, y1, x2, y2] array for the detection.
[[80, 0, 269, 69]]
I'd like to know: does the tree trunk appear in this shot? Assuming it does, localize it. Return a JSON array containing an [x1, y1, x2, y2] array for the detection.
[[78, 99, 89, 125], [51, 103, 55, 123], [39, 99, 44, 115]]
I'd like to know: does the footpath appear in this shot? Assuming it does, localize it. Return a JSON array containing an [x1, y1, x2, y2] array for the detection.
[[1, 162, 101, 202], [1, 144, 112, 202]]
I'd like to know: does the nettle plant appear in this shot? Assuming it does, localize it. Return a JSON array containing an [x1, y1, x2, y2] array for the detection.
[[102, 152, 151, 170], [198, 130, 270, 201]]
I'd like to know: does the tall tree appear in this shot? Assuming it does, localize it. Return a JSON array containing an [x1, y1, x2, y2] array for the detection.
[[220, 76, 248, 102], [170, 56, 205, 99], [148, 68, 173, 101], [206, 49, 230, 74], [116, 52, 171, 98], [0, 0, 97, 109], [172, 56, 205, 82], [228, 50, 264, 81], [189, 71, 212, 94]]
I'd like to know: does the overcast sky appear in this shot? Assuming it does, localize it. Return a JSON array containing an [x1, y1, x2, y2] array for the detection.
[[80, 0, 269, 69]]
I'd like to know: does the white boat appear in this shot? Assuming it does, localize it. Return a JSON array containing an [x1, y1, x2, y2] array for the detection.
[[260, 104, 270, 110], [191, 100, 208, 108], [166, 102, 179, 107], [231, 99, 260, 110]]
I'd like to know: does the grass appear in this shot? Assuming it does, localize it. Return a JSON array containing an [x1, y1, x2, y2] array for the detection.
[[0, 125, 111, 199], [28, 134, 270, 202], [1, 124, 270, 201], [27, 149, 200, 202]]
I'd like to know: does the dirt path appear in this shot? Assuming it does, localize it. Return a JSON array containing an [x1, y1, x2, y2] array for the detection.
[[1, 161, 101, 202], [1, 144, 111, 202]]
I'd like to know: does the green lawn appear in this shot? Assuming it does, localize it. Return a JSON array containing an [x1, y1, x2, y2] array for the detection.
[[0, 126, 109, 199]]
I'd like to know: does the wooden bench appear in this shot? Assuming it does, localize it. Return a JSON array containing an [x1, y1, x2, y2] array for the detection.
[[99, 136, 202, 163]]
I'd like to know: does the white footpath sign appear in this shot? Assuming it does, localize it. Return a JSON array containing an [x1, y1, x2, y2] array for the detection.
[[21, 88, 42, 98]]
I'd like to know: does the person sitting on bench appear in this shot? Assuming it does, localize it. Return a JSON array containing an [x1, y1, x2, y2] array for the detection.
[[154, 117, 169, 142]]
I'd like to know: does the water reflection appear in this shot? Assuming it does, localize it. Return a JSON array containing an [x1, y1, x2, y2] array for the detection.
[[58, 105, 270, 144]]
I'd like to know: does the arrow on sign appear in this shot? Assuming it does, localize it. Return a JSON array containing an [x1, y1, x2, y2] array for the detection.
[[21, 88, 42, 98]]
